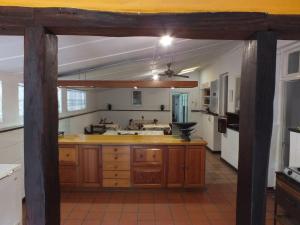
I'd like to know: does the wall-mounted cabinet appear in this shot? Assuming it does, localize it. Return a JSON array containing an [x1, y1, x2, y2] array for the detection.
[[200, 82, 211, 109]]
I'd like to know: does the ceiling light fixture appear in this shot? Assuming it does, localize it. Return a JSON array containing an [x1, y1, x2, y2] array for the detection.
[[178, 66, 200, 75], [152, 74, 159, 81], [159, 35, 173, 47]]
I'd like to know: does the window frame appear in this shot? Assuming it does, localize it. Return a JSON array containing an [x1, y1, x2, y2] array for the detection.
[[18, 83, 24, 117], [66, 89, 87, 112]]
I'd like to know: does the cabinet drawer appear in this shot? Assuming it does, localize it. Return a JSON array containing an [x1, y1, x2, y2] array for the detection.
[[59, 147, 78, 165], [103, 171, 130, 179], [103, 162, 130, 171], [132, 167, 162, 185], [134, 149, 162, 163], [103, 145, 130, 155], [103, 179, 130, 188], [103, 153, 130, 162]]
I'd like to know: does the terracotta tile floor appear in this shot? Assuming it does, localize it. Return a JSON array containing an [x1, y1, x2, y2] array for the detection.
[[23, 150, 276, 225]]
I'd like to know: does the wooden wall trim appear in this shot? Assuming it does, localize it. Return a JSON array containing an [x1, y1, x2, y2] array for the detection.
[[57, 80, 198, 88], [0, 108, 171, 133], [236, 31, 277, 225], [0, 7, 299, 39]]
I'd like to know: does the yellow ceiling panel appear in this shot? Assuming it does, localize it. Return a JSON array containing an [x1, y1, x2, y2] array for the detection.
[[0, 0, 299, 14]]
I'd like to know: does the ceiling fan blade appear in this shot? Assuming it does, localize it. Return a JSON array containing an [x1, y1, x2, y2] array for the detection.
[[158, 73, 167, 76], [173, 74, 190, 78]]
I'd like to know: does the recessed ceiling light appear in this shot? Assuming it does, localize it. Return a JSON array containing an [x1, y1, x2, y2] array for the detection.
[[133, 86, 138, 90], [160, 35, 173, 47], [178, 66, 200, 75], [153, 74, 159, 81]]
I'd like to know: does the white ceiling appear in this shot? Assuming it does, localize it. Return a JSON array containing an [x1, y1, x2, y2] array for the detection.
[[0, 36, 240, 80]]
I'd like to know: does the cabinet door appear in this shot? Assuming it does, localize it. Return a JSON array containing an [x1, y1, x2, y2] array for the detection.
[[132, 146, 164, 187], [132, 166, 163, 187], [167, 146, 185, 187], [59, 145, 79, 187], [80, 145, 102, 187], [185, 146, 205, 187]]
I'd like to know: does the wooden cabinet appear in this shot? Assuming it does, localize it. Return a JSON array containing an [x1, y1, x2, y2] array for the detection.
[[102, 145, 131, 188], [79, 145, 102, 188], [184, 146, 205, 187], [275, 173, 300, 225], [58, 143, 206, 189], [167, 146, 185, 187], [132, 146, 165, 187], [59, 145, 80, 187]]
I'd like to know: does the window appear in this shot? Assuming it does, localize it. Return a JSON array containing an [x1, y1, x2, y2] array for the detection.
[[132, 90, 142, 105], [58, 87, 62, 113], [0, 81, 2, 122], [67, 89, 86, 111], [288, 51, 300, 74], [18, 83, 24, 117]]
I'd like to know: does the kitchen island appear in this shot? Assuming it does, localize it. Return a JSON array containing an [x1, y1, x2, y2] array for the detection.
[[59, 135, 207, 189]]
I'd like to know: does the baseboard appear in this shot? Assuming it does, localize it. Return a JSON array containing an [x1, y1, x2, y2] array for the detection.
[[205, 146, 221, 154], [220, 157, 238, 172]]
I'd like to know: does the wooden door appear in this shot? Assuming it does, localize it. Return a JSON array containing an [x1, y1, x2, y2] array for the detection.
[[185, 146, 205, 187], [167, 146, 185, 187], [80, 145, 102, 187]]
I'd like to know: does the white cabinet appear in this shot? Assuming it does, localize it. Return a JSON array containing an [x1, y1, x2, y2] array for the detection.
[[221, 129, 239, 169], [0, 164, 22, 225], [289, 131, 300, 167], [200, 113, 221, 152]]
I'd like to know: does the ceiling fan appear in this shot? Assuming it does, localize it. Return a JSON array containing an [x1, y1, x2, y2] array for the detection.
[[158, 63, 190, 79]]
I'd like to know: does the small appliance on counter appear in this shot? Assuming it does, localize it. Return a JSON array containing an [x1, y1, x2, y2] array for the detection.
[[218, 112, 239, 134]]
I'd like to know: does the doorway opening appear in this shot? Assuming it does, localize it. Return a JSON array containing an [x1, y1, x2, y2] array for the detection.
[[172, 93, 188, 123], [282, 79, 300, 167]]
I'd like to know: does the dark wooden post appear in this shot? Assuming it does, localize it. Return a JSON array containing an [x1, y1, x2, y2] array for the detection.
[[24, 26, 60, 225], [237, 31, 277, 225]]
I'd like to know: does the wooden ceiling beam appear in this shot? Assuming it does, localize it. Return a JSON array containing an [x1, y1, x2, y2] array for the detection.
[[57, 80, 198, 88], [0, 7, 299, 39]]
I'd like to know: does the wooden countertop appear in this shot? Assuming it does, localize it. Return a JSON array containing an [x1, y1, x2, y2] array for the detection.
[[59, 134, 207, 146]]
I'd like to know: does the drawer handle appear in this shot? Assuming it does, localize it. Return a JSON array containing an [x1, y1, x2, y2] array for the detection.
[[114, 182, 118, 186], [152, 154, 156, 158], [114, 166, 118, 169], [114, 148, 118, 152], [114, 156, 118, 160], [115, 173, 118, 177], [139, 154, 143, 158], [66, 154, 70, 157]]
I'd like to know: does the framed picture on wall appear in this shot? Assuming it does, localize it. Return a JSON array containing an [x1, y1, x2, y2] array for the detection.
[[132, 90, 142, 105]]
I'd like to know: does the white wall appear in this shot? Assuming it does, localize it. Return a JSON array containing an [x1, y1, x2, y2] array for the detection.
[[198, 41, 298, 187], [94, 72, 202, 132], [0, 73, 100, 198], [199, 43, 243, 85], [58, 88, 99, 134]]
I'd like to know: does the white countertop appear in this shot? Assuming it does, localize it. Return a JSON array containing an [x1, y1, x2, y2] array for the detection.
[[0, 164, 21, 180]]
